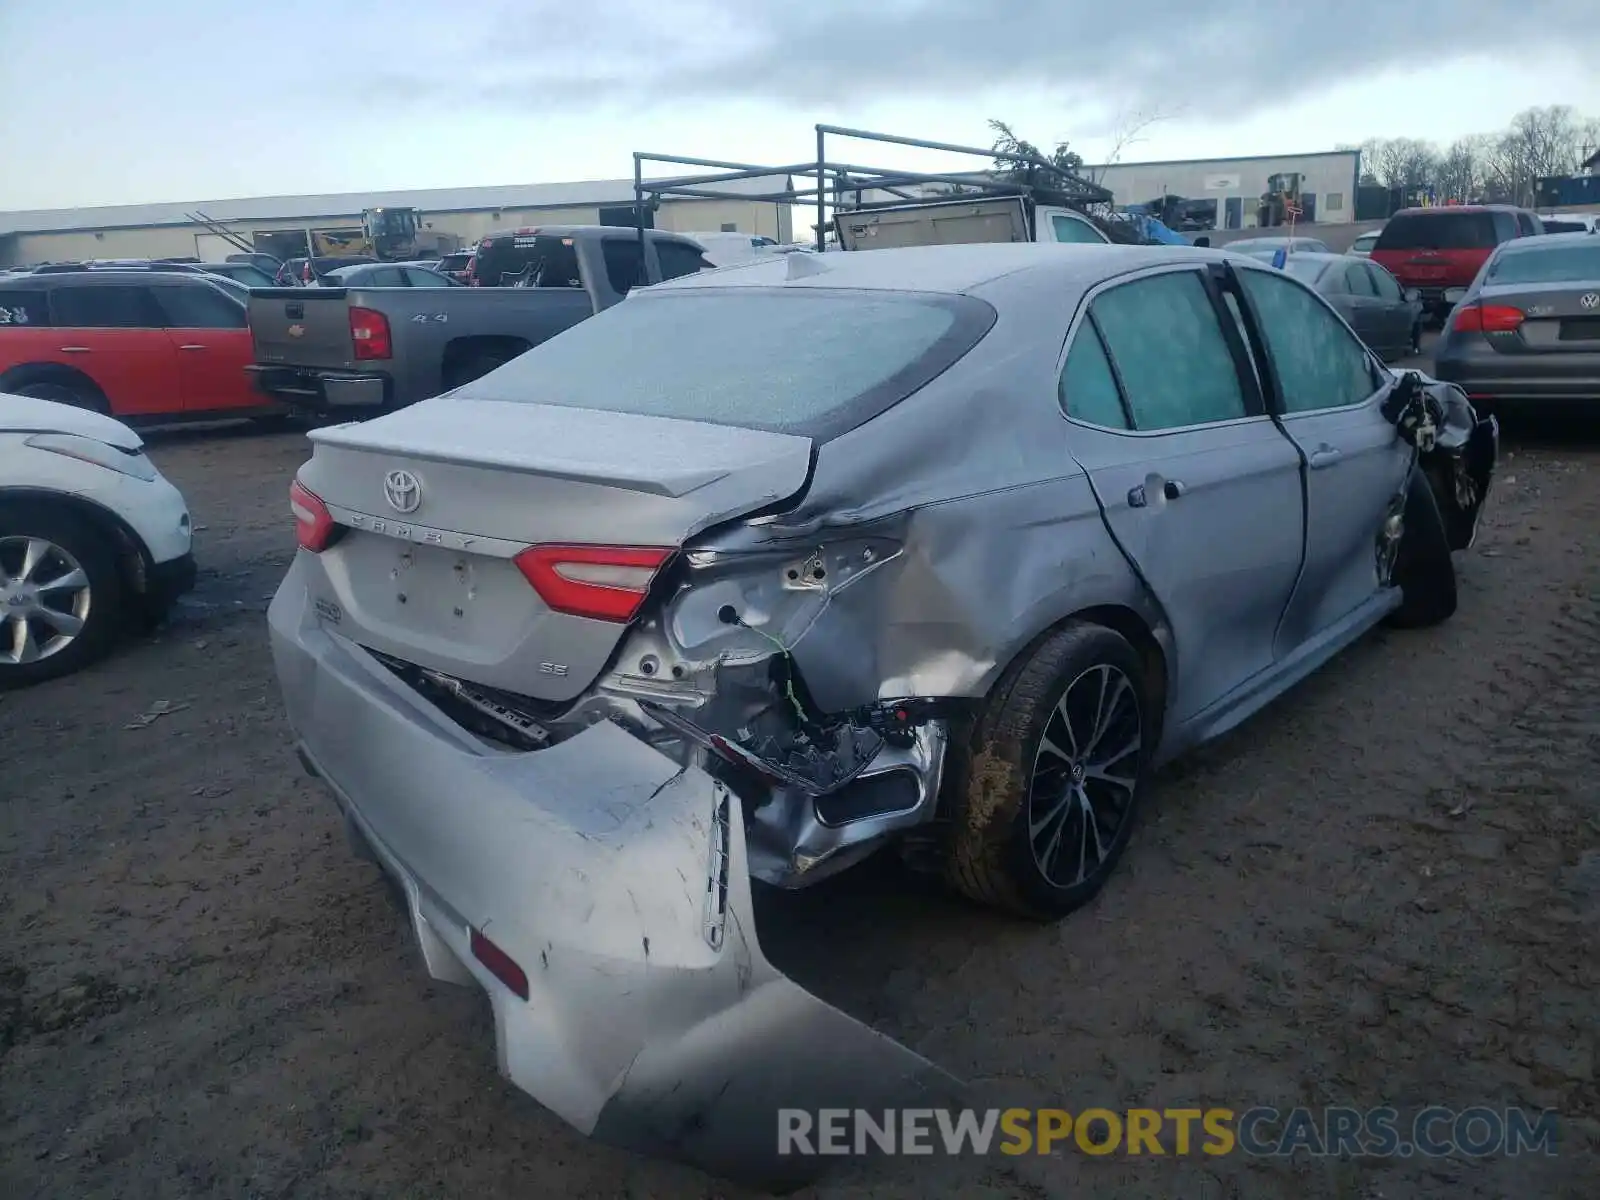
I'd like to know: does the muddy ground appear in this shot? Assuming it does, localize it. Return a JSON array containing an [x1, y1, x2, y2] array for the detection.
[[3, 375, 1597, 1199]]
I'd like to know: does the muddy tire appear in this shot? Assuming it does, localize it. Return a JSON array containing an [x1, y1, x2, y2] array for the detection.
[[943, 621, 1152, 920], [0, 503, 125, 689], [1386, 469, 1458, 629]]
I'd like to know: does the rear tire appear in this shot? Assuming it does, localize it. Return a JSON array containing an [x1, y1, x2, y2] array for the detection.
[[0, 503, 125, 689], [1385, 470, 1458, 629], [943, 622, 1152, 920]]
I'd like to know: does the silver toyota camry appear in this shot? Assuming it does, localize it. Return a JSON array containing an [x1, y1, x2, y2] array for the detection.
[[267, 242, 1497, 1187]]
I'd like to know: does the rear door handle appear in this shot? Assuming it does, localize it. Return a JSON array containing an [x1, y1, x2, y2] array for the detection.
[[178, 344, 206, 351], [1309, 446, 1343, 469], [59, 346, 90, 353]]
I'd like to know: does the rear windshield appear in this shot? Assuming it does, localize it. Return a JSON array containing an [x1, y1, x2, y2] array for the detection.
[[1376, 212, 1497, 251], [1485, 242, 1600, 285], [453, 288, 997, 440], [473, 234, 580, 287], [1281, 256, 1330, 283], [439, 253, 472, 269]]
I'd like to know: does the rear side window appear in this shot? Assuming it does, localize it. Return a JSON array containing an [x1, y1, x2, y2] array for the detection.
[[453, 289, 995, 441], [656, 240, 710, 281], [1375, 212, 1496, 251], [0, 289, 50, 327], [1515, 212, 1539, 236], [601, 240, 644, 294], [1090, 271, 1247, 430], [154, 283, 247, 328], [1367, 263, 1403, 301], [1540, 219, 1586, 234], [1058, 321, 1128, 428], [1237, 269, 1380, 414], [1344, 263, 1377, 296], [50, 285, 162, 328]]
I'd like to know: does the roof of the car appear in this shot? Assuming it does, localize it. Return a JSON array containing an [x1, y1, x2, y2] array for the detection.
[[1494, 230, 1598, 251], [648, 242, 1223, 296]]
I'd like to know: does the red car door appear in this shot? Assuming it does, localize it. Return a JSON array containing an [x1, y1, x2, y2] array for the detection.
[[149, 279, 261, 413], [45, 283, 182, 417]]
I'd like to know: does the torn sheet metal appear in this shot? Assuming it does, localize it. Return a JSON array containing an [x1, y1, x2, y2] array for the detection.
[[1381, 369, 1499, 550]]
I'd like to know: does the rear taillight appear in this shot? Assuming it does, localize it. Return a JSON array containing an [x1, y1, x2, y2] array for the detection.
[[350, 306, 392, 359], [1452, 303, 1524, 334], [289, 479, 334, 552], [513, 544, 673, 622]]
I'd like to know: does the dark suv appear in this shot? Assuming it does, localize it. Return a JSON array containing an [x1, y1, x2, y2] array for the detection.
[[1371, 205, 1543, 323]]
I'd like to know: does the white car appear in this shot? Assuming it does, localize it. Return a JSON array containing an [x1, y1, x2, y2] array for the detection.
[[1348, 228, 1383, 257], [0, 392, 195, 686]]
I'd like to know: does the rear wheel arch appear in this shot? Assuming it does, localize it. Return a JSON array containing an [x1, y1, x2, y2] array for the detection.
[[0, 363, 111, 414], [440, 335, 532, 389]]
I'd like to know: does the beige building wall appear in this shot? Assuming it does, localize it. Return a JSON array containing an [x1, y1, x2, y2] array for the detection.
[[1090, 153, 1362, 228], [3, 199, 792, 265]]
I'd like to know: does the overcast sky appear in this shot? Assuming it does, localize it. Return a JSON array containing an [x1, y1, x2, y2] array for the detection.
[[3, 1, 1599, 211]]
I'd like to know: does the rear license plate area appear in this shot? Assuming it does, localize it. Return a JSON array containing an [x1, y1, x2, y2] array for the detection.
[[1557, 317, 1600, 341], [340, 534, 529, 644]]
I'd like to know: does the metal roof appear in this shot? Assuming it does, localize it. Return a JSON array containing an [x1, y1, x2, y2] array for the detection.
[[0, 174, 793, 237]]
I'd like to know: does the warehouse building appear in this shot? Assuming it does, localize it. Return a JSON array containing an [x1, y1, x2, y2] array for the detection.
[[1087, 150, 1363, 229], [0, 175, 794, 267]]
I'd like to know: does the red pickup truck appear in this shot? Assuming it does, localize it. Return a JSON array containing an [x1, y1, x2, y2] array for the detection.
[[0, 269, 278, 420]]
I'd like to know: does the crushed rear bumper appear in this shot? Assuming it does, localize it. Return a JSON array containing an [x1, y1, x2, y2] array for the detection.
[[267, 565, 960, 1188]]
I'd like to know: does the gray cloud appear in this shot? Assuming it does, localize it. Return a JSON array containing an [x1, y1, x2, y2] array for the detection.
[[365, 0, 1597, 127]]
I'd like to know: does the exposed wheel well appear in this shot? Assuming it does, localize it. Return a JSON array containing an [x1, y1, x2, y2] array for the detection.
[[441, 335, 531, 382], [0, 363, 111, 413], [0, 489, 152, 599]]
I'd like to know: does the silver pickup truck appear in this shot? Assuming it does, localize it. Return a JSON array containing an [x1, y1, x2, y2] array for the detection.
[[246, 227, 708, 414]]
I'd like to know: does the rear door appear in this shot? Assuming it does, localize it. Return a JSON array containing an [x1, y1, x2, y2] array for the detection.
[[151, 279, 259, 412], [1332, 259, 1383, 345], [1362, 261, 1414, 357], [0, 286, 56, 374], [1057, 266, 1306, 723], [46, 283, 180, 417], [1232, 265, 1410, 654]]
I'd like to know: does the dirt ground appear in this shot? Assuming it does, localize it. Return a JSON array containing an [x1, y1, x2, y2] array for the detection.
[[3, 373, 1598, 1199]]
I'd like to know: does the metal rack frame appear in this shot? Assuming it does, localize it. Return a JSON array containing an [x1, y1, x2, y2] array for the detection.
[[631, 124, 1115, 254]]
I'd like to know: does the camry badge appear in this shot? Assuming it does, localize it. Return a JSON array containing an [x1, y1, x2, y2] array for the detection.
[[383, 469, 421, 514]]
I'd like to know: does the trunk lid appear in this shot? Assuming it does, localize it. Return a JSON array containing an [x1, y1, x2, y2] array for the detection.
[[1474, 282, 1600, 354], [297, 398, 814, 703], [249, 287, 360, 371]]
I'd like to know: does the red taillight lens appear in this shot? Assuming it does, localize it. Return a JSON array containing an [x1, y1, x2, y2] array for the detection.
[[289, 479, 334, 552], [349, 305, 392, 359], [470, 928, 529, 1000], [1453, 303, 1524, 334], [513, 544, 673, 623]]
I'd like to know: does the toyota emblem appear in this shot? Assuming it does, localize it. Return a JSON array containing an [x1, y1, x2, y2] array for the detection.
[[1581, 293, 1599, 310], [383, 469, 421, 514]]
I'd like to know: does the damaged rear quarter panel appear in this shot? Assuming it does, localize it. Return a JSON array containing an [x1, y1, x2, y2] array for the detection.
[[681, 270, 1171, 715]]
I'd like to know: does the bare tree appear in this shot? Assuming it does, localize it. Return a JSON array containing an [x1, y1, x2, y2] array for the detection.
[[1084, 108, 1176, 185], [1366, 136, 1441, 189], [1434, 138, 1483, 203]]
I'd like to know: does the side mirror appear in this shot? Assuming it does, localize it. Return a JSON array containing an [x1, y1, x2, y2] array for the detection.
[[1192, 235, 1211, 248], [1404, 288, 1422, 303]]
